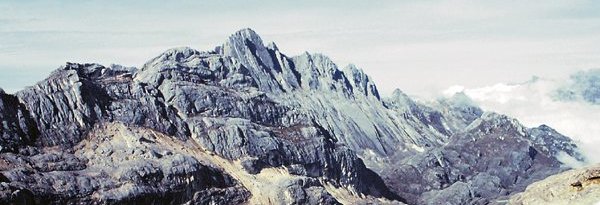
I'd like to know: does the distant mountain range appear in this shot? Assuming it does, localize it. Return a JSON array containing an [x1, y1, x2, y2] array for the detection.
[[553, 69, 600, 105], [0, 28, 588, 204], [443, 68, 600, 168]]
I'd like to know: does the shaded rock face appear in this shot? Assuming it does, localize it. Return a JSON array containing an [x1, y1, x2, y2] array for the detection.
[[0, 90, 38, 152], [0, 28, 585, 204], [0, 123, 250, 205]]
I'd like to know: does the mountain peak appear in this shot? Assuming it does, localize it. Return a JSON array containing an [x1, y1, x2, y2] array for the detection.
[[235, 28, 260, 37], [227, 28, 265, 48], [343, 64, 381, 100], [464, 112, 527, 135], [157, 47, 201, 59], [266, 42, 279, 51], [219, 28, 282, 92], [221, 28, 272, 67], [391, 88, 409, 99]]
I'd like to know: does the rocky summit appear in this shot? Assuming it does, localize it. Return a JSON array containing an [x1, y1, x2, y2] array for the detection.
[[0, 28, 587, 204]]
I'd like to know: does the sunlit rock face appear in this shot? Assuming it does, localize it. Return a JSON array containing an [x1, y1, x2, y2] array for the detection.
[[0, 28, 584, 204], [509, 164, 600, 205]]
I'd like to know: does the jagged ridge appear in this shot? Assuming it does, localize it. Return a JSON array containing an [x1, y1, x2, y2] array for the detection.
[[0, 28, 586, 205]]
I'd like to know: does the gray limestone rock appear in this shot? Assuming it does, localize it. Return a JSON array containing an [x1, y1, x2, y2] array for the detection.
[[0, 28, 585, 205]]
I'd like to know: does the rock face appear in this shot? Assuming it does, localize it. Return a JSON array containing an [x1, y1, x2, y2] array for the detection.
[[509, 164, 600, 205], [0, 123, 250, 205], [0, 28, 587, 204], [0, 89, 38, 152]]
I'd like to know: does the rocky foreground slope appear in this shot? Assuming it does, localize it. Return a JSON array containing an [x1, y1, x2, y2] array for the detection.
[[0, 28, 587, 204], [509, 164, 600, 205]]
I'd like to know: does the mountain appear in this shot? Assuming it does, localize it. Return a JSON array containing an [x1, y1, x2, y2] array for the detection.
[[382, 112, 584, 204], [442, 72, 600, 166], [0, 28, 586, 204], [553, 69, 600, 105]]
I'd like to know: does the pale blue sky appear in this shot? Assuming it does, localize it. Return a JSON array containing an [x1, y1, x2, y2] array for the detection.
[[1, 0, 600, 96]]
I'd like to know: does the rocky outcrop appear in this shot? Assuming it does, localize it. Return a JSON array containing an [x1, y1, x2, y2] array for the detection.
[[528, 124, 585, 162], [0, 89, 38, 152], [0, 28, 586, 204], [509, 164, 600, 205], [15, 63, 190, 148], [0, 123, 250, 204]]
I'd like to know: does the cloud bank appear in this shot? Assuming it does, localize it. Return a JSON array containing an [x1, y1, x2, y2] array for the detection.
[[444, 70, 600, 165]]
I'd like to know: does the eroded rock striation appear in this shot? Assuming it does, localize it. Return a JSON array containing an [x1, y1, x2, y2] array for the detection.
[[0, 28, 587, 204]]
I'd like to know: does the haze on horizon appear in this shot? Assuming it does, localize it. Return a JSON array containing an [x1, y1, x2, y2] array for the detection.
[[1, 0, 600, 97]]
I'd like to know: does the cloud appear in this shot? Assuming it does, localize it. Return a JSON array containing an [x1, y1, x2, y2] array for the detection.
[[443, 72, 600, 165]]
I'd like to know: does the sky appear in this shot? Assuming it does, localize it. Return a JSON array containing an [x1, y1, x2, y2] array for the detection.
[[1, 0, 600, 97]]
